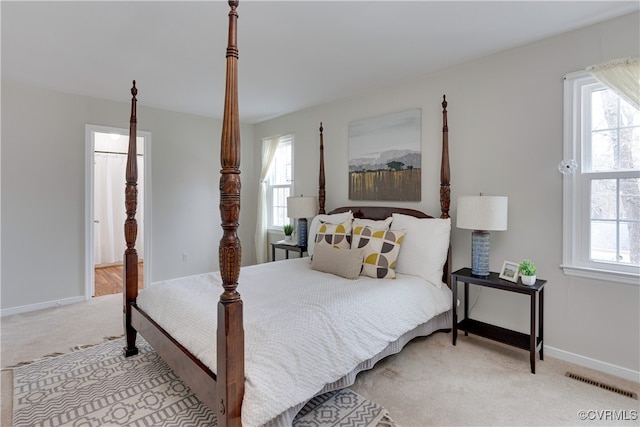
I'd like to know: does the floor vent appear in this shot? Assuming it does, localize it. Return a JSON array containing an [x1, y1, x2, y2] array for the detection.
[[565, 372, 637, 399]]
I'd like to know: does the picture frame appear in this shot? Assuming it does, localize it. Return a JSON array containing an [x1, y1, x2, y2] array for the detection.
[[348, 109, 422, 201], [499, 260, 520, 282]]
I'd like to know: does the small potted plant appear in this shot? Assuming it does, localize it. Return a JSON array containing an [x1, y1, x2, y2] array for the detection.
[[283, 224, 294, 242], [518, 259, 537, 286]]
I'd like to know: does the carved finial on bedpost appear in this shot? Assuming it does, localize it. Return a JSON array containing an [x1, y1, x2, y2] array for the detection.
[[440, 95, 450, 219], [226, 1, 239, 60], [218, 2, 244, 426], [318, 122, 326, 214], [123, 80, 139, 358]]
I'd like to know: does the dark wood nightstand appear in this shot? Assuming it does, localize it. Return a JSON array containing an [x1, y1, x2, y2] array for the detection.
[[271, 242, 307, 262], [451, 267, 546, 374]]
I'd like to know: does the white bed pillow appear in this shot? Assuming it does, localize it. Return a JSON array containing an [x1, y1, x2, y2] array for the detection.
[[391, 213, 450, 288], [308, 211, 353, 257], [353, 216, 392, 230]]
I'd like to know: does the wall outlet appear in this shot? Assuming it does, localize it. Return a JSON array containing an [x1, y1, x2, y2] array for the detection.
[[182, 252, 190, 262]]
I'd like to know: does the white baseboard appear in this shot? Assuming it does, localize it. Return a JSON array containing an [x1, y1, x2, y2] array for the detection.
[[545, 345, 640, 383], [1, 295, 87, 317]]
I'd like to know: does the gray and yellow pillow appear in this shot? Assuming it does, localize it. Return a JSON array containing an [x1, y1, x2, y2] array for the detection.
[[352, 226, 405, 279], [314, 221, 352, 250]]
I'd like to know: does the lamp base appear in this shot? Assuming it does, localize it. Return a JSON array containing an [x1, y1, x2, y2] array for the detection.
[[471, 230, 490, 276], [297, 218, 308, 248]]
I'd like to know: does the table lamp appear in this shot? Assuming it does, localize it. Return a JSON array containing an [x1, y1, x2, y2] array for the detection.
[[287, 196, 318, 248], [457, 195, 508, 276]]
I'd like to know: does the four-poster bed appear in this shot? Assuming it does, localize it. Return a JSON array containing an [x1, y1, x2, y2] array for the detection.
[[123, 2, 453, 426]]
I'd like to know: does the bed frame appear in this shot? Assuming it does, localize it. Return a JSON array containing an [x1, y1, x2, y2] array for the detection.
[[122, 2, 451, 426]]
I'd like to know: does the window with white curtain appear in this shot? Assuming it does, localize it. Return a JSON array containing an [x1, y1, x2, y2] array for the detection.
[[266, 135, 293, 230], [562, 73, 640, 284]]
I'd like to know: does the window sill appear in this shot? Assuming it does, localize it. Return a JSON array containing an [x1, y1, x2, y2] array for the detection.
[[560, 264, 639, 286]]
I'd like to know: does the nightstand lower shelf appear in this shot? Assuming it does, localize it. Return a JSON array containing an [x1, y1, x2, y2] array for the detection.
[[452, 268, 546, 374], [458, 318, 542, 352]]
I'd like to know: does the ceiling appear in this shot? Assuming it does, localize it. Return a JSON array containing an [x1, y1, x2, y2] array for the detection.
[[2, 1, 638, 124]]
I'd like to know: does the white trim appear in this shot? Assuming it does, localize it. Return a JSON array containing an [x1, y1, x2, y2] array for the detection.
[[561, 264, 639, 286], [561, 74, 582, 272], [266, 134, 295, 229], [544, 345, 640, 383], [562, 73, 640, 279], [85, 124, 152, 300], [84, 125, 96, 301], [0, 296, 85, 317]]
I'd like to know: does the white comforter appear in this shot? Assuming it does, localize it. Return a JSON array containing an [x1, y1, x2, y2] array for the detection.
[[137, 257, 451, 426]]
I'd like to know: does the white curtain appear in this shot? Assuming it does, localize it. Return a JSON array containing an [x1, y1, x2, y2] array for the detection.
[[254, 137, 280, 263], [94, 153, 144, 265], [587, 56, 640, 109]]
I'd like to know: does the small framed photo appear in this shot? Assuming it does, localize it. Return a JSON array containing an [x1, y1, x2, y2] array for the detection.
[[499, 260, 520, 283]]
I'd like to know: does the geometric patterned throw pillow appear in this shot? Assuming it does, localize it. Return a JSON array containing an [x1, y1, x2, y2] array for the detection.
[[352, 226, 405, 279], [314, 221, 352, 251]]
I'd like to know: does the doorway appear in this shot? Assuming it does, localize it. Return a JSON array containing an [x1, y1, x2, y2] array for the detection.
[[85, 125, 151, 299]]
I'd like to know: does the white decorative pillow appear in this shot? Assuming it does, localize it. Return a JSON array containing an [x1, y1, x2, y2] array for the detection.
[[391, 213, 450, 288], [311, 245, 363, 280], [314, 221, 352, 251], [353, 216, 392, 230], [308, 211, 353, 257], [352, 226, 405, 279]]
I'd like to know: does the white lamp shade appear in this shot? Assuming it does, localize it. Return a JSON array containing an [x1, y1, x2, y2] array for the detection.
[[287, 196, 318, 219], [457, 196, 508, 231]]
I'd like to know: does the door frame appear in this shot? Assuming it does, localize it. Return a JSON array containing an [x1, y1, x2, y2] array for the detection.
[[85, 124, 152, 299]]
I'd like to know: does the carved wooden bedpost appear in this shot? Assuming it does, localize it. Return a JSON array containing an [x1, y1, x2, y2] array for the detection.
[[217, 2, 244, 426], [440, 95, 452, 288], [318, 122, 326, 214], [123, 81, 139, 357], [440, 95, 450, 220]]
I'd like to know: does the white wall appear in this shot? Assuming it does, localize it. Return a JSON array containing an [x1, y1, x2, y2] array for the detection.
[[253, 12, 640, 379], [1, 81, 256, 312]]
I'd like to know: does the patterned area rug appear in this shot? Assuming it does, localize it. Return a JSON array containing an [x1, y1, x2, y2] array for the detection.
[[12, 338, 394, 427]]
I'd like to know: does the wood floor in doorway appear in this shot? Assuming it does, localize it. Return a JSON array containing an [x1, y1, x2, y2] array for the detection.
[[95, 262, 143, 297]]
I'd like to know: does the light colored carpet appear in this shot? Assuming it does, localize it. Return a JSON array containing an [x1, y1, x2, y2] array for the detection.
[[11, 338, 391, 427], [2, 293, 639, 426], [351, 333, 639, 426]]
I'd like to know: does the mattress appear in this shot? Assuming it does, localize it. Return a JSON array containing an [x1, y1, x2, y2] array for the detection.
[[137, 257, 452, 426]]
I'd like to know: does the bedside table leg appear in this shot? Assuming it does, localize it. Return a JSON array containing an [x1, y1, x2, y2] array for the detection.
[[464, 282, 469, 337], [539, 288, 544, 361], [452, 276, 457, 345], [530, 293, 536, 374]]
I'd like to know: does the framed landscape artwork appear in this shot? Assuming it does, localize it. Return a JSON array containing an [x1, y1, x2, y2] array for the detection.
[[348, 109, 421, 201], [499, 260, 520, 283]]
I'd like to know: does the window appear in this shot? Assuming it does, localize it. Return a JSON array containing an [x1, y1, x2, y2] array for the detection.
[[266, 135, 293, 229], [562, 73, 640, 285]]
